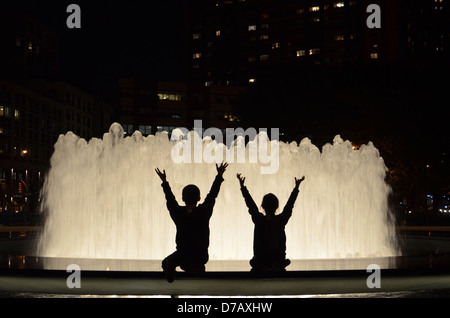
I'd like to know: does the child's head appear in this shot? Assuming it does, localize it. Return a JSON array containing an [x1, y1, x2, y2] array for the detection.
[[261, 193, 279, 215], [182, 184, 201, 206]]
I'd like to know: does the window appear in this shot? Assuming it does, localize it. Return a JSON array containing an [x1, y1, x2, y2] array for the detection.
[[157, 126, 177, 133], [260, 54, 269, 61], [123, 125, 134, 135], [248, 78, 256, 83], [272, 42, 280, 49], [138, 125, 152, 135], [248, 25, 256, 31], [28, 41, 33, 51], [334, 2, 345, 8], [370, 53, 378, 59], [0, 106, 10, 117], [309, 48, 320, 55], [260, 35, 269, 40], [157, 92, 185, 101], [309, 6, 320, 12], [334, 35, 345, 41], [193, 33, 201, 39], [216, 30, 221, 36], [296, 50, 306, 57], [193, 53, 202, 59]]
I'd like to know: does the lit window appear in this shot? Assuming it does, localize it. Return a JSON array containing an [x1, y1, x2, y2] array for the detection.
[[296, 9, 304, 14], [248, 78, 256, 83], [248, 25, 256, 31], [260, 54, 269, 61], [157, 92, 184, 101], [309, 6, 320, 12], [193, 53, 202, 59], [296, 50, 306, 57], [309, 48, 320, 55], [370, 53, 378, 59], [260, 35, 269, 40], [0, 106, 9, 117], [334, 2, 345, 8], [216, 30, 221, 36], [193, 33, 201, 39], [14, 109, 20, 119], [248, 57, 256, 62], [28, 41, 32, 51], [334, 35, 345, 41], [272, 42, 280, 49]]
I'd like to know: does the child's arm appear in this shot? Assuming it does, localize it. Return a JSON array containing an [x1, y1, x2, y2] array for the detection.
[[237, 173, 259, 217], [155, 168, 180, 212], [280, 176, 305, 224], [203, 163, 227, 209]]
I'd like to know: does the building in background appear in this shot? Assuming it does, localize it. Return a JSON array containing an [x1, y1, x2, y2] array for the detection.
[[183, 0, 400, 86], [118, 78, 245, 137], [0, 13, 114, 218], [399, 0, 450, 58]]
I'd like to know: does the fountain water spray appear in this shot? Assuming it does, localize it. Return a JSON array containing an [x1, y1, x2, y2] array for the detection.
[[37, 123, 398, 260]]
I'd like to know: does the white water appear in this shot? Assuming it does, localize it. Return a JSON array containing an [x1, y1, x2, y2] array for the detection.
[[37, 123, 398, 260]]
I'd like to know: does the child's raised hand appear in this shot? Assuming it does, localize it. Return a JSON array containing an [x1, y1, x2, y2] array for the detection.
[[155, 168, 167, 182], [236, 173, 245, 187], [216, 162, 228, 176], [295, 176, 305, 188]]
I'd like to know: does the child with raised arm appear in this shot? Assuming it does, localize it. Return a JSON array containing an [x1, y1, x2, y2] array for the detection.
[[236, 173, 305, 272], [156, 162, 228, 282]]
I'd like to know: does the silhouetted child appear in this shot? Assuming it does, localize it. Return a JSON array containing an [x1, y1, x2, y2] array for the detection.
[[156, 163, 228, 282], [236, 173, 305, 272]]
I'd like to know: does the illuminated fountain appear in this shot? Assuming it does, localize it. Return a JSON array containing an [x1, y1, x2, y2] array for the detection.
[[37, 123, 398, 261]]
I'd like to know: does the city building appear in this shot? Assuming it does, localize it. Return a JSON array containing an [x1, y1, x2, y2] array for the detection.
[[399, 0, 450, 58], [0, 13, 114, 217], [183, 0, 400, 86], [0, 79, 106, 215], [118, 78, 245, 137]]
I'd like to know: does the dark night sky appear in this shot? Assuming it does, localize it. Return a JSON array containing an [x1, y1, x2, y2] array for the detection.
[[3, 0, 184, 88]]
